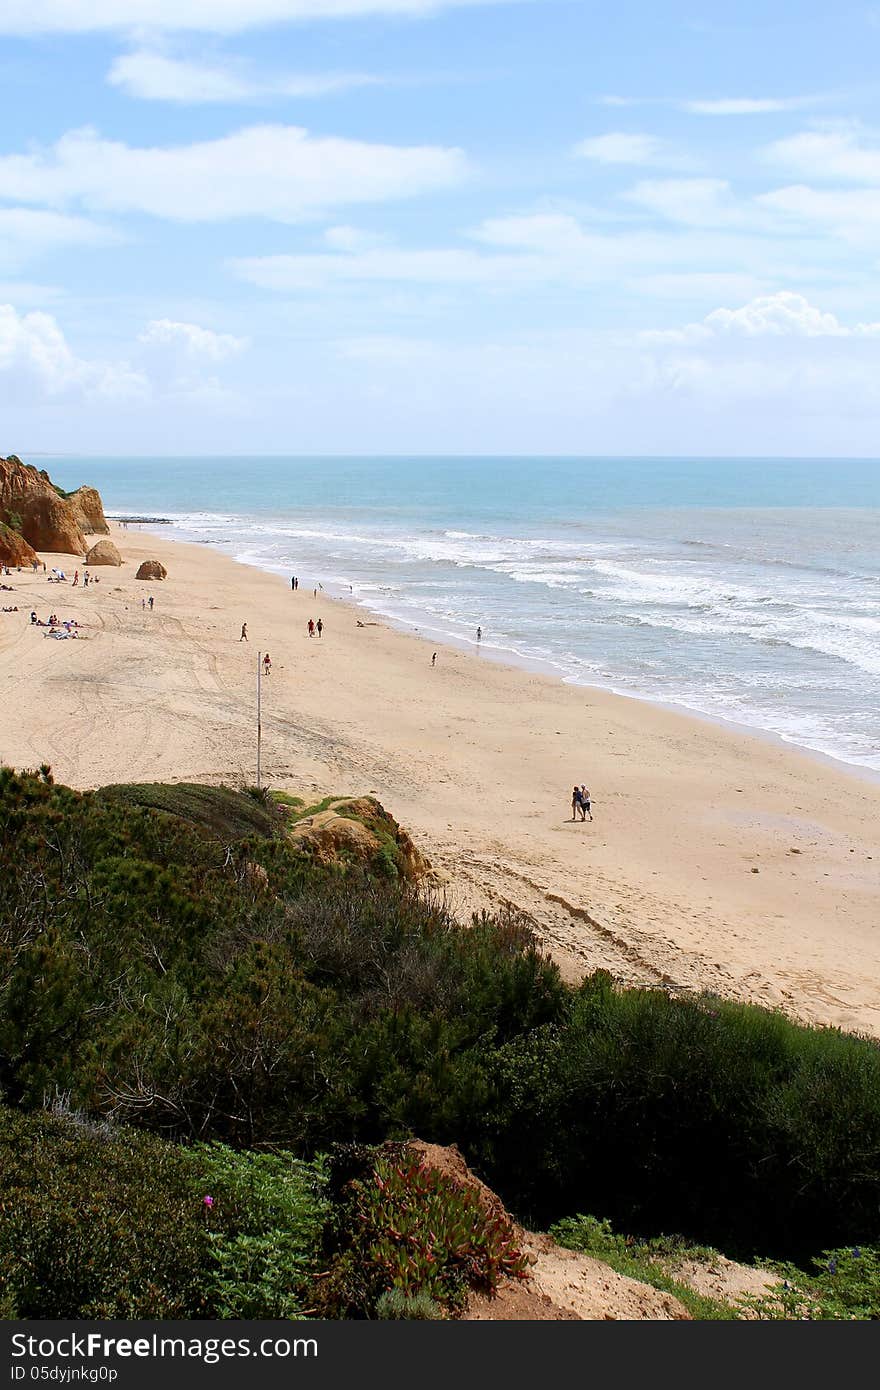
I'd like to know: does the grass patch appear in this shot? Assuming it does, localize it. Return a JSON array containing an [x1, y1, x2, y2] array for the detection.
[[99, 782, 287, 841], [550, 1215, 739, 1320]]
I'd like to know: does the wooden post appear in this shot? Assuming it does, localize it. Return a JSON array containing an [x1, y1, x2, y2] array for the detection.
[[256, 651, 262, 790]]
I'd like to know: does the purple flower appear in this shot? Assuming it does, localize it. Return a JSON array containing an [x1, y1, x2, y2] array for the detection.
[[203, 1195, 214, 1208], [826, 1258, 837, 1274], [852, 1248, 861, 1259]]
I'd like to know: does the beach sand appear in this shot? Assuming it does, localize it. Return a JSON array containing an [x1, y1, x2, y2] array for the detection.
[[2, 524, 879, 1035]]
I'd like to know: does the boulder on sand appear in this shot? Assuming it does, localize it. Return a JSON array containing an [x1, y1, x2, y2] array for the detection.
[[136, 560, 167, 581], [85, 538, 122, 566]]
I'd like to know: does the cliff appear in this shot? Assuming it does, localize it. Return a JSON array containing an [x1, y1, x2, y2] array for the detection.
[[0, 455, 98, 555], [0, 522, 38, 568], [68, 486, 109, 536]]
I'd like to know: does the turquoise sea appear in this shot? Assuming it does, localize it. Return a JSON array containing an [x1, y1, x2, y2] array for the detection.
[[46, 455, 880, 773]]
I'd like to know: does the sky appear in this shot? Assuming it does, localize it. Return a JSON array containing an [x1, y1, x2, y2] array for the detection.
[[4, 0, 880, 455]]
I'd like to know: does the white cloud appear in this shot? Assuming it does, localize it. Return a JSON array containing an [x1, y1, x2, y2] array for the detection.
[[138, 319, 249, 360], [0, 208, 118, 271], [683, 96, 814, 116], [625, 178, 744, 226], [0, 0, 519, 35], [323, 224, 388, 250], [573, 132, 698, 172], [630, 271, 768, 302], [108, 49, 381, 104], [0, 126, 469, 223], [758, 185, 880, 238], [0, 304, 148, 401], [574, 133, 668, 165], [232, 211, 806, 300], [763, 126, 880, 182], [642, 291, 880, 344]]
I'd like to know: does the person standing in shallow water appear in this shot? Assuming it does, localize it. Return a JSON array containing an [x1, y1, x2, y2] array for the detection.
[[476, 626, 482, 643]]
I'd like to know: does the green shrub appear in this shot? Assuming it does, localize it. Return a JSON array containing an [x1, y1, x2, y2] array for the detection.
[[0, 1108, 208, 1318], [5, 767, 880, 1270], [748, 1245, 880, 1320], [195, 1143, 328, 1318], [318, 1146, 527, 1317], [376, 1288, 442, 1319], [0, 1109, 328, 1320], [474, 972, 880, 1261]]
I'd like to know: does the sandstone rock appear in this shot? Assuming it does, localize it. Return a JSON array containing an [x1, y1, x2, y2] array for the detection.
[[68, 485, 109, 535], [0, 522, 38, 568], [0, 455, 86, 554], [85, 538, 122, 566], [287, 795, 431, 880], [136, 560, 167, 581]]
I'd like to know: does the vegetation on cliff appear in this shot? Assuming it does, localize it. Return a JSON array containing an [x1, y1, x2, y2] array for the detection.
[[0, 456, 108, 556], [2, 767, 879, 1317]]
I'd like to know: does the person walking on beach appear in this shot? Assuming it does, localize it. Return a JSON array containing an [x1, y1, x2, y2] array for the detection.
[[72, 570, 78, 587], [240, 623, 248, 641], [308, 618, 315, 638], [316, 618, 323, 638], [141, 597, 146, 611], [432, 652, 437, 667], [291, 576, 295, 591], [580, 787, 593, 822], [148, 595, 154, 611], [263, 652, 272, 676], [571, 786, 583, 821]]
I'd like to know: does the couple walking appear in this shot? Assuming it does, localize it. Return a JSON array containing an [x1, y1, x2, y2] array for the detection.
[[571, 785, 593, 822]]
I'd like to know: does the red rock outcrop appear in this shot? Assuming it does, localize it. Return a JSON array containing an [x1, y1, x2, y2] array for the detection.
[[0, 456, 86, 555], [85, 539, 122, 566], [68, 486, 109, 535], [0, 523, 38, 568]]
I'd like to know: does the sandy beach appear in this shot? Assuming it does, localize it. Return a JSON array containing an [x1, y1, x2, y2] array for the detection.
[[2, 523, 879, 1036]]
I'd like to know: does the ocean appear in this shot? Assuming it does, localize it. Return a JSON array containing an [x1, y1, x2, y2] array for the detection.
[[46, 455, 880, 774]]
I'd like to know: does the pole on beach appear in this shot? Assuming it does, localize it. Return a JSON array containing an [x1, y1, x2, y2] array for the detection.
[[256, 651, 262, 791]]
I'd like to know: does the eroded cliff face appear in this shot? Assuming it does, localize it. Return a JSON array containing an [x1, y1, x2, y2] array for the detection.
[[0, 522, 38, 568], [0, 456, 88, 555], [69, 486, 109, 536]]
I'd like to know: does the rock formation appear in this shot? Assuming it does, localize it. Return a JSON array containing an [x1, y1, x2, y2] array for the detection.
[[68, 486, 109, 535], [0, 455, 92, 555], [85, 538, 122, 566], [287, 796, 432, 881], [136, 560, 167, 581], [0, 522, 38, 568]]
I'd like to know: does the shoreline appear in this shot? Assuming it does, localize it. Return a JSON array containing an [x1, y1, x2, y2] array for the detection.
[[138, 518, 880, 788], [289, 562, 880, 790], [3, 522, 880, 1036]]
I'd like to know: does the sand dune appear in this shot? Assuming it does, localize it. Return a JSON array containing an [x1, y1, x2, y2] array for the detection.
[[2, 524, 879, 1034]]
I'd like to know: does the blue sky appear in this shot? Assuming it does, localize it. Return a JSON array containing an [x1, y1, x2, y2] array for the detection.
[[4, 0, 880, 454]]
